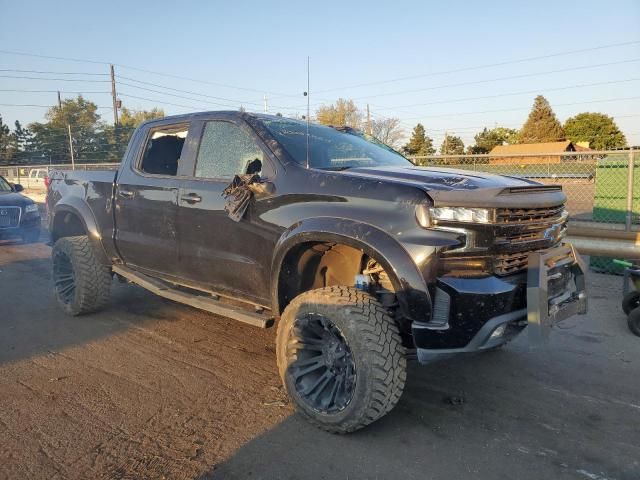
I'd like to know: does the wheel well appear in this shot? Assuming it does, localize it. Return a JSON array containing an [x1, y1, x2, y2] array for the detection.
[[51, 211, 87, 243]]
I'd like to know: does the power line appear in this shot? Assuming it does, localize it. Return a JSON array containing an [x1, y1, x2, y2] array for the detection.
[[0, 89, 111, 94], [392, 96, 640, 121], [0, 49, 294, 98], [313, 40, 640, 94], [0, 69, 108, 76], [0, 103, 112, 109], [116, 78, 301, 112], [342, 58, 640, 102], [372, 78, 640, 111], [0, 74, 111, 83]]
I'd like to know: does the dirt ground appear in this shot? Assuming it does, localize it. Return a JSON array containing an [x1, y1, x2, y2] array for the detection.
[[1, 238, 639, 480]]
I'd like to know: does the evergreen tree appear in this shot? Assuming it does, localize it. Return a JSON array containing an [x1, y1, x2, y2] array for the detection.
[[402, 123, 434, 156], [519, 95, 565, 143], [439, 134, 464, 155], [564, 112, 627, 150], [0, 115, 16, 164]]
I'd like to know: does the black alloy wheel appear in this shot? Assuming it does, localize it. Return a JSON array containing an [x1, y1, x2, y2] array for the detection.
[[53, 249, 76, 304], [287, 313, 356, 414]]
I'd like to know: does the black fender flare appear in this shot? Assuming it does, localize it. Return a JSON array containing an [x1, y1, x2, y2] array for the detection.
[[271, 217, 432, 322], [51, 198, 110, 265]]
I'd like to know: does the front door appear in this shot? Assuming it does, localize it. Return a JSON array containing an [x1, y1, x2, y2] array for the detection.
[[176, 118, 276, 303]]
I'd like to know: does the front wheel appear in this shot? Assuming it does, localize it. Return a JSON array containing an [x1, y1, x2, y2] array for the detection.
[[52, 236, 112, 316], [276, 286, 406, 433]]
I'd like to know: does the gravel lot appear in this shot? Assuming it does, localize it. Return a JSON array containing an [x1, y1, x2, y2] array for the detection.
[[0, 238, 639, 480]]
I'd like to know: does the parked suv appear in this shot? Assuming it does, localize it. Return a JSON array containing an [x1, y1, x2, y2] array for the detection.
[[47, 112, 587, 433], [0, 175, 41, 243]]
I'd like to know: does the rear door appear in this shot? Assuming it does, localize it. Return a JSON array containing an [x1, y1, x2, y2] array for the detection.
[[176, 116, 277, 303], [114, 120, 198, 278]]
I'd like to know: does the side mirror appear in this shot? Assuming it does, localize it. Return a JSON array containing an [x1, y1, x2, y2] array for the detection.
[[12, 183, 24, 192]]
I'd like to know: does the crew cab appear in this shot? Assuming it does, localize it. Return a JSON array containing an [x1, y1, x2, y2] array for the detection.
[[47, 111, 587, 433]]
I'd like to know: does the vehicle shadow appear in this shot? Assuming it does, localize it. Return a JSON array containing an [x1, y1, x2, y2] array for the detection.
[[0, 250, 191, 366], [201, 335, 639, 480]]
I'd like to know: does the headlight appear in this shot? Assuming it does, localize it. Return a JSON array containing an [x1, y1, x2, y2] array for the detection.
[[430, 207, 491, 224], [24, 204, 39, 214]]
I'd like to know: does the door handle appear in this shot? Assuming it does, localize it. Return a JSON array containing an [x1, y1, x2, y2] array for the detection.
[[180, 193, 202, 204], [118, 189, 134, 198]]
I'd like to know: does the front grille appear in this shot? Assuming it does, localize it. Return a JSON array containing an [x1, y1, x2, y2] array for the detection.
[[494, 252, 530, 276], [0, 206, 20, 228], [496, 205, 565, 224], [493, 203, 566, 275]]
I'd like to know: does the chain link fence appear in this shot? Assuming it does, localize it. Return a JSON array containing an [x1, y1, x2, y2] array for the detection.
[[411, 149, 639, 231]]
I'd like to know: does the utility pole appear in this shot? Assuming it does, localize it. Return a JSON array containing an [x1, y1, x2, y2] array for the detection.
[[444, 131, 449, 155], [67, 124, 75, 170], [110, 64, 119, 126], [263, 94, 268, 113], [367, 104, 371, 135], [57, 91, 62, 109]]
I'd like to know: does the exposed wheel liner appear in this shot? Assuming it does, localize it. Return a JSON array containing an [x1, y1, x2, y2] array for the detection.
[[52, 235, 112, 316], [276, 286, 406, 433]]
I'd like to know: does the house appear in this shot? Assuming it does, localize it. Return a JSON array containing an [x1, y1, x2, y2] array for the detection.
[[489, 141, 591, 164]]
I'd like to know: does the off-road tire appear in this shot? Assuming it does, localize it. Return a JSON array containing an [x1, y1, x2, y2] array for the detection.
[[52, 236, 112, 316], [628, 307, 640, 337], [276, 286, 406, 433], [622, 291, 640, 315]]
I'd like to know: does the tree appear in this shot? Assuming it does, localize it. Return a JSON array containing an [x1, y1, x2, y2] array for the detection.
[[0, 115, 16, 164], [563, 112, 627, 150], [29, 95, 103, 162], [370, 117, 404, 148], [440, 134, 464, 155], [468, 126, 519, 153], [118, 107, 165, 128], [402, 123, 435, 156], [316, 98, 362, 128], [519, 95, 565, 143]]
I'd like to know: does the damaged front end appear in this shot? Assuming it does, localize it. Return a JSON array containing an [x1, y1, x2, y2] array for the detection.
[[526, 244, 588, 344]]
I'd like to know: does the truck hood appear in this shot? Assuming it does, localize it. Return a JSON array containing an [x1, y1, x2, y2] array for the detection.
[[342, 165, 566, 208], [0, 191, 33, 207]]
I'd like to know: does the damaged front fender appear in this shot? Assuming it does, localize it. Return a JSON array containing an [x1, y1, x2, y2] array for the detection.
[[271, 217, 432, 322]]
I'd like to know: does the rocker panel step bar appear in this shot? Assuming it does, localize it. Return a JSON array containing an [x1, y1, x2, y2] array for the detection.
[[112, 265, 274, 328]]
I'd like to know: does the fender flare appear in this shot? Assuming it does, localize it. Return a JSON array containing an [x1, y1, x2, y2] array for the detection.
[[51, 198, 109, 265], [271, 217, 432, 322]]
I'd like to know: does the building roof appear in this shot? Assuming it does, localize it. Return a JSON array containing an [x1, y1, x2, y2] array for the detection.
[[490, 141, 574, 155]]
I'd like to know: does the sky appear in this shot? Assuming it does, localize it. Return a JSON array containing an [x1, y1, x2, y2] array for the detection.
[[1, 0, 639, 148]]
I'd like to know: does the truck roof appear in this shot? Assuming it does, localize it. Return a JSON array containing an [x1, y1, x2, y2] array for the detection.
[[139, 110, 292, 129]]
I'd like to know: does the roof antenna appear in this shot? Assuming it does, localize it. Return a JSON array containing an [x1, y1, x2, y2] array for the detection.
[[304, 56, 310, 169]]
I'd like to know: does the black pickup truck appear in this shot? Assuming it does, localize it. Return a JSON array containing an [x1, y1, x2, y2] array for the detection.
[[47, 111, 587, 433]]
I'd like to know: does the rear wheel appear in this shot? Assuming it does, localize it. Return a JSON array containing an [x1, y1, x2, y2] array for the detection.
[[52, 236, 112, 316], [276, 286, 406, 433]]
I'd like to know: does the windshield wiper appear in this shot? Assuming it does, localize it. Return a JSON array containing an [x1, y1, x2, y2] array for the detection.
[[317, 166, 353, 171]]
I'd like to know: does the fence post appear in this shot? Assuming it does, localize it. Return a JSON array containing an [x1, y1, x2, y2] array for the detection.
[[626, 148, 635, 231]]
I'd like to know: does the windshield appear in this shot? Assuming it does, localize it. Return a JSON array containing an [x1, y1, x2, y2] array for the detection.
[[260, 117, 410, 170], [0, 176, 12, 192]]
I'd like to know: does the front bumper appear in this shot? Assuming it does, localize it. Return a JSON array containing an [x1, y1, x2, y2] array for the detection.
[[412, 244, 587, 363]]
